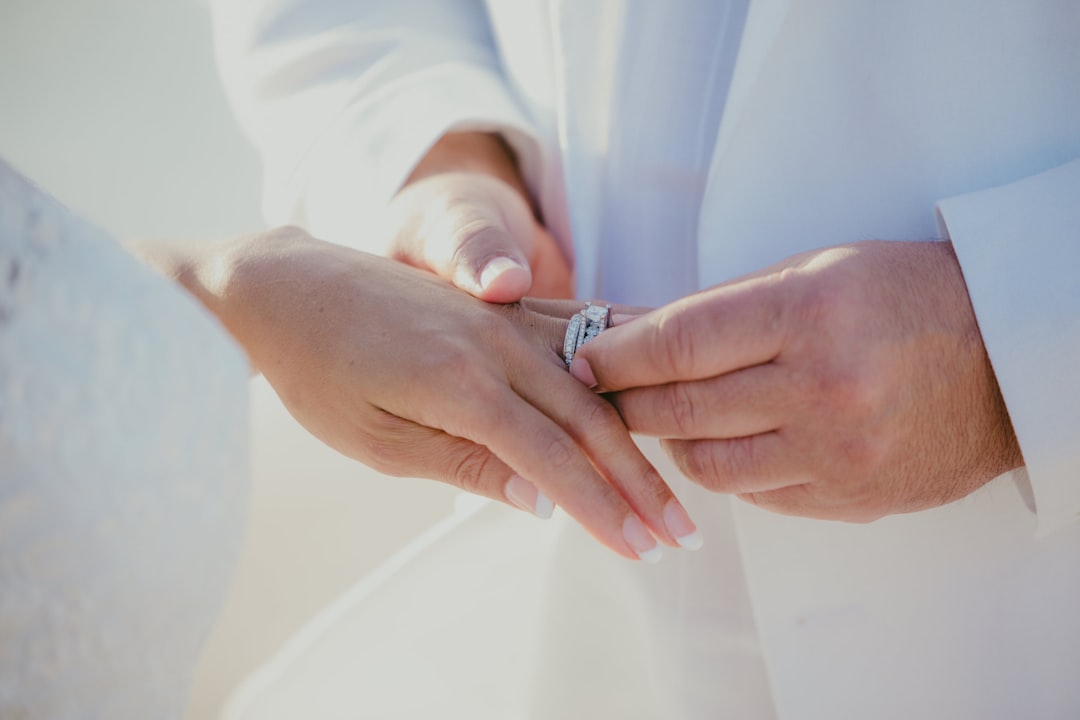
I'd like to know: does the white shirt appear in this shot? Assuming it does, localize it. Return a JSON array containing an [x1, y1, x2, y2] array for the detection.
[[213, 2, 1080, 717]]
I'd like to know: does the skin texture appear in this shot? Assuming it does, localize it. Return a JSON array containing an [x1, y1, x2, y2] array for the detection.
[[374, 133, 1022, 523], [130, 228, 690, 560], [572, 240, 1024, 521], [384, 131, 573, 303]]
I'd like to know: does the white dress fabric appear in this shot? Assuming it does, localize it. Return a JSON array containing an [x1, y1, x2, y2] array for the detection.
[[0, 160, 250, 718], [213, 1, 1080, 717]]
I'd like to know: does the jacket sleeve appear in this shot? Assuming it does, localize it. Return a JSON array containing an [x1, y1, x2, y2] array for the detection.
[[936, 157, 1080, 537], [210, 0, 539, 248]]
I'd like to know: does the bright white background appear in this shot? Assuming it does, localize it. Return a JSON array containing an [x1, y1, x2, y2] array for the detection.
[[0, 1, 457, 717]]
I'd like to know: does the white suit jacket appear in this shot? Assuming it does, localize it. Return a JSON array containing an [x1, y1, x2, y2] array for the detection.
[[214, 1, 1080, 717]]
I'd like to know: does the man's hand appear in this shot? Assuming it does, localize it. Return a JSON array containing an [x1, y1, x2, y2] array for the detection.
[[134, 228, 695, 561], [383, 132, 572, 303], [572, 240, 1023, 521]]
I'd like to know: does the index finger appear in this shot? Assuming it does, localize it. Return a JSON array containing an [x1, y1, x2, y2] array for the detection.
[[571, 275, 786, 392], [437, 381, 664, 563]]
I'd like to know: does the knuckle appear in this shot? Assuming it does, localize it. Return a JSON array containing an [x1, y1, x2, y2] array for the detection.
[[422, 342, 476, 378], [838, 430, 889, 476], [802, 272, 852, 323], [494, 302, 549, 349], [739, 484, 810, 517], [835, 363, 887, 419], [665, 382, 702, 437], [724, 436, 767, 488], [799, 283, 838, 326], [361, 441, 396, 475], [637, 464, 675, 508], [447, 444, 498, 497], [581, 400, 672, 507], [846, 505, 888, 523], [359, 411, 417, 476], [766, 271, 799, 336], [655, 311, 697, 376], [675, 435, 775, 494], [448, 218, 500, 266], [452, 361, 501, 404], [738, 490, 765, 509], [579, 395, 623, 436], [670, 440, 725, 490], [542, 433, 580, 480]]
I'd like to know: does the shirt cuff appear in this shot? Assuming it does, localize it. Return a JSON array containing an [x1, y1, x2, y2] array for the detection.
[[936, 158, 1080, 537]]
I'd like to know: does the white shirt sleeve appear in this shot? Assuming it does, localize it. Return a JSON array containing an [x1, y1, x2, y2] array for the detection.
[[937, 158, 1080, 537], [210, 0, 539, 248]]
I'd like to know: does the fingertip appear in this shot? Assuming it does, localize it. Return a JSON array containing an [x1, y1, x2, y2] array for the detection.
[[568, 357, 598, 389], [571, 324, 623, 391], [623, 515, 663, 563], [663, 499, 703, 550], [504, 474, 555, 519], [476, 256, 532, 302]]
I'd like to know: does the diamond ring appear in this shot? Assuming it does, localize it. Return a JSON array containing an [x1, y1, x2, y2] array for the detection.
[[563, 302, 611, 367]]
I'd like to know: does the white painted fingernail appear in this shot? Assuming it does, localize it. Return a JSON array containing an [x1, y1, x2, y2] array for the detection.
[[623, 515, 662, 563], [504, 475, 554, 519], [664, 500, 704, 551], [534, 491, 555, 519], [675, 529, 704, 551]]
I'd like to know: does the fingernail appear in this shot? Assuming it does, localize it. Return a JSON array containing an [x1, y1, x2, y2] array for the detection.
[[569, 358, 598, 389], [664, 500, 703, 550], [504, 475, 554, 519], [534, 490, 555, 519], [479, 256, 528, 291], [623, 515, 662, 563], [611, 313, 644, 326]]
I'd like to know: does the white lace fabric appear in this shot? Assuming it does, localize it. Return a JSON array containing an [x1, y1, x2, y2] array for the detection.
[[0, 159, 250, 719]]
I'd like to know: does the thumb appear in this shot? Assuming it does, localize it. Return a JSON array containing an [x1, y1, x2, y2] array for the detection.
[[390, 173, 538, 303], [571, 279, 785, 392], [447, 222, 535, 303]]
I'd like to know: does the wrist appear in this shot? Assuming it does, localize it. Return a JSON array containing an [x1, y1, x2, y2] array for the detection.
[[127, 227, 320, 373], [124, 236, 234, 323]]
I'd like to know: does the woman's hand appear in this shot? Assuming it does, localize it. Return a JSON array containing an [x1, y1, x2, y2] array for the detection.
[[132, 228, 698, 561]]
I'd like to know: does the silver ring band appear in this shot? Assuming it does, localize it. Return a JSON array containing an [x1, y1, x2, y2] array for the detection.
[[563, 302, 611, 367]]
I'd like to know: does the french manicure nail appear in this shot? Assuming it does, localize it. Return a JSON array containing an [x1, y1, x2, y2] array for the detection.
[[568, 358, 598, 388], [479, 256, 528, 291], [534, 490, 555, 519], [623, 515, 662, 563], [505, 475, 554, 519], [663, 500, 704, 550]]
